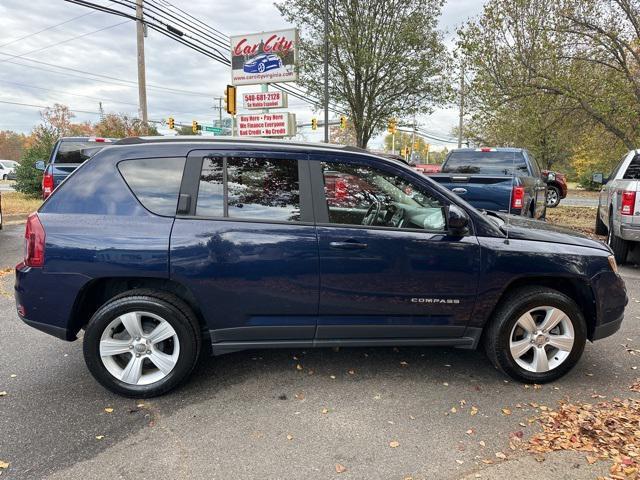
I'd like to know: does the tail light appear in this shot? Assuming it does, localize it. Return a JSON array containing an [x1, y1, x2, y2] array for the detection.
[[42, 170, 54, 199], [24, 213, 45, 267], [335, 178, 348, 200], [511, 186, 525, 210], [621, 191, 637, 216]]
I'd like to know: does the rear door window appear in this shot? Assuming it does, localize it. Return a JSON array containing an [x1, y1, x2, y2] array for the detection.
[[54, 141, 105, 164], [196, 156, 301, 222], [118, 157, 186, 216], [623, 154, 640, 180], [443, 151, 528, 175]]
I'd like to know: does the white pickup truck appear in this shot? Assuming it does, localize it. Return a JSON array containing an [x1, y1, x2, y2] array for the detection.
[[594, 150, 640, 264]]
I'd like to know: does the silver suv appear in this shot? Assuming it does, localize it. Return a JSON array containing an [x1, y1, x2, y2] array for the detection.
[[594, 150, 640, 264]]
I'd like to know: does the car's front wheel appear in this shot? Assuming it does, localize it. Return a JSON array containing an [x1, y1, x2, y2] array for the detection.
[[484, 287, 586, 383], [83, 291, 201, 397], [545, 186, 561, 208]]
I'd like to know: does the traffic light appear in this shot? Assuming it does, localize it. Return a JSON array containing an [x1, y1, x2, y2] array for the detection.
[[168, 117, 175, 129], [340, 115, 346, 130], [311, 118, 318, 130], [388, 119, 397, 134], [192, 120, 199, 133], [224, 85, 237, 115], [413, 141, 419, 150]]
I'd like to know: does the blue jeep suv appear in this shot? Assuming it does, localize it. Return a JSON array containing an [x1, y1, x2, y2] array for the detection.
[[15, 138, 627, 397]]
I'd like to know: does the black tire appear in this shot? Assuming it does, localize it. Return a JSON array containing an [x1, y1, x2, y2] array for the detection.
[[608, 216, 629, 264], [2, 175, 6, 180], [83, 290, 202, 397], [595, 207, 608, 235], [545, 186, 561, 208], [483, 286, 587, 384]]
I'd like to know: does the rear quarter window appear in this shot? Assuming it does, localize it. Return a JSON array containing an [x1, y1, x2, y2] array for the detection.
[[118, 157, 186, 216], [623, 154, 640, 180]]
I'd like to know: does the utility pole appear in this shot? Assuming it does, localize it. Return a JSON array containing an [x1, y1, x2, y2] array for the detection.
[[136, 0, 148, 125], [323, 0, 329, 143], [457, 61, 465, 149]]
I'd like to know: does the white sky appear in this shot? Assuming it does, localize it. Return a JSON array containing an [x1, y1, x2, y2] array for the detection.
[[0, 0, 485, 147]]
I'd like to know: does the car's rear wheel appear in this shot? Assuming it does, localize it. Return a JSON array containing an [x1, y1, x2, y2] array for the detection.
[[2, 174, 6, 180], [595, 209, 608, 235], [545, 186, 561, 208], [83, 291, 201, 397], [484, 287, 586, 383], [608, 216, 629, 264]]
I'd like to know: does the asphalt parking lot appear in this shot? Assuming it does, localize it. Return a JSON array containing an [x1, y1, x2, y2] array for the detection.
[[1, 222, 639, 480]]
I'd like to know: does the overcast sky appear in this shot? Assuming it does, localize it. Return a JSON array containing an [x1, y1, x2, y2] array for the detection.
[[0, 0, 484, 147]]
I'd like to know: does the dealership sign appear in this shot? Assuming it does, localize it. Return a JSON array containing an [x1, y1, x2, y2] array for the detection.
[[243, 91, 288, 109], [238, 113, 297, 137], [230, 29, 298, 85]]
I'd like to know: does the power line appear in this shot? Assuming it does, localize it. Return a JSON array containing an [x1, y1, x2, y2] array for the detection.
[[0, 20, 131, 64], [0, 10, 97, 49], [1, 55, 213, 97], [0, 99, 105, 115], [0, 79, 139, 107]]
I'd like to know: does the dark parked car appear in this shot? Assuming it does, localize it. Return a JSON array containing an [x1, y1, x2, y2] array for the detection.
[[15, 138, 626, 397], [36, 137, 114, 199], [243, 54, 283, 74], [431, 148, 547, 219], [543, 170, 568, 208]]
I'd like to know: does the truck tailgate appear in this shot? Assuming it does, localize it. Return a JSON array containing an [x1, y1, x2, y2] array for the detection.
[[431, 175, 514, 212]]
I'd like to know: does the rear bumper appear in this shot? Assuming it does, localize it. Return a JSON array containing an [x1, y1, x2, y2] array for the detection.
[[15, 264, 89, 341], [620, 224, 640, 242], [589, 270, 628, 341]]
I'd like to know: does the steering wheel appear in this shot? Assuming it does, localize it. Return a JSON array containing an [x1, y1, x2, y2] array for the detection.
[[361, 199, 382, 226]]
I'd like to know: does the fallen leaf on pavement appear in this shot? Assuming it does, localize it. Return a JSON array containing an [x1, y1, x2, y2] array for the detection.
[[104, 407, 114, 413], [495, 452, 507, 459], [0, 391, 6, 397], [456, 459, 464, 464], [470, 406, 478, 416], [400, 361, 408, 367], [630, 380, 640, 392], [348, 369, 355, 375], [294, 392, 305, 401], [586, 456, 598, 465], [466, 429, 474, 435], [502, 408, 512, 415], [389, 440, 400, 448], [286, 434, 293, 441], [295, 364, 303, 371], [322, 408, 329, 414], [479, 441, 486, 447], [0, 461, 9, 469], [481, 459, 494, 464], [335, 464, 347, 473], [450, 407, 457, 414], [95, 435, 104, 440]]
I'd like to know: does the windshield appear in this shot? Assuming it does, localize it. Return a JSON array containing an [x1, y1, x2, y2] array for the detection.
[[443, 151, 528, 175], [54, 141, 103, 164]]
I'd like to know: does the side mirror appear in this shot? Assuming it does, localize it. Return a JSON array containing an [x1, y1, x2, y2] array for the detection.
[[545, 171, 556, 183], [447, 204, 470, 236], [592, 173, 604, 184], [35, 160, 46, 171]]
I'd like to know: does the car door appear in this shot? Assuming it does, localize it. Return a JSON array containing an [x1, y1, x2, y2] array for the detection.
[[170, 150, 319, 352], [309, 153, 481, 344]]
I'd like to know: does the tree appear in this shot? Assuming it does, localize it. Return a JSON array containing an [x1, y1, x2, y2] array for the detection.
[[14, 125, 58, 198], [0, 131, 27, 161], [177, 125, 198, 136], [461, 0, 640, 152], [383, 132, 432, 162], [277, 0, 451, 148], [94, 113, 158, 137]]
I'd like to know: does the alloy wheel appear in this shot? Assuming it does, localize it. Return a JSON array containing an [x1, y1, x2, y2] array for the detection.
[[99, 311, 180, 385], [509, 306, 575, 373], [546, 188, 559, 207]]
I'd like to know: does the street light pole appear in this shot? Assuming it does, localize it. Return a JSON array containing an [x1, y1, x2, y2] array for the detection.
[[135, 0, 148, 125], [323, 0, 329, 143]]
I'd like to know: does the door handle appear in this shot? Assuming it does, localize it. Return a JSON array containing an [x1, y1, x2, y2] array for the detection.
[[329, 241, 368, 250]]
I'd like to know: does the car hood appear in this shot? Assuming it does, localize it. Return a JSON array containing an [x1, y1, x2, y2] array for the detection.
[[495, 213, 611, 252]]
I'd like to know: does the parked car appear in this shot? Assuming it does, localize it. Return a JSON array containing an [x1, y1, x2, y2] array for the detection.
[[0, 160, 18, 180], [16, 138, 626, 397], [594, 150, 640, 264], [414, 163, 442, 175], [243, 54, 283, 74], [36, 137, 114, 199], [543, 170, 568, 208], [430, 148, 547, 219]]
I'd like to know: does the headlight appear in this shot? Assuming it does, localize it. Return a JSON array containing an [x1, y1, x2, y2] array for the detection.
[[608, 255, 619, 274]]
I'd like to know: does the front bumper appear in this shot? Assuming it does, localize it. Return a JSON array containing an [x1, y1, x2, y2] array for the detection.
[[589, 270, 628, 341]]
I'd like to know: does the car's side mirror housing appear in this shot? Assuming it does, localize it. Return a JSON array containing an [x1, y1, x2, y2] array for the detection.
[[592, 172, 604, 184], [447, 204, 470, 236], [35, 160, 46, 171], [544, 171, 556, 183]]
